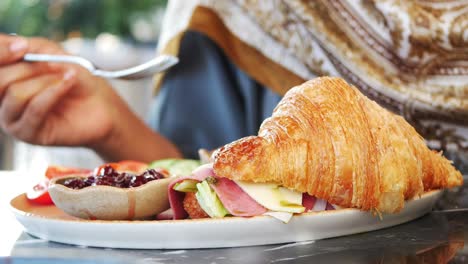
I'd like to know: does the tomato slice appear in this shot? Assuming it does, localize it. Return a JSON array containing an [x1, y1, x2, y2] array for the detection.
[[115, 160, 148, 173], [95, 160, 148, 174], [45, 165, 91, 179], [27, 165, 91, 205], [26, 180, 53, 205]]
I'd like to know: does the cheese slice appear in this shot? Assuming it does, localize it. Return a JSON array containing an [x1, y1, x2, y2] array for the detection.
[[263, 211, 294, 223], [235, 181, 305, 213]]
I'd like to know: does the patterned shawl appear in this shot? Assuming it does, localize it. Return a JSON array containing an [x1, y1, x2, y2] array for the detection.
[[156, 0, 468, 170]]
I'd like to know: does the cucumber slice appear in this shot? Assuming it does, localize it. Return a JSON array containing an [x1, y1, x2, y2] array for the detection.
[[173, 179, 199, 192], [195, 181, 228, 218], [149, 159, 201, 176], [148, 159, 176, 169]]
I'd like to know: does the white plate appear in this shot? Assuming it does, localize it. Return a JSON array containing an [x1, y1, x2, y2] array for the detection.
[[10, 190, 442, 249]]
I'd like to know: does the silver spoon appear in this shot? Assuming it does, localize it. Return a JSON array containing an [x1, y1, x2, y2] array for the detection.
[[23, 53, 178, 80]]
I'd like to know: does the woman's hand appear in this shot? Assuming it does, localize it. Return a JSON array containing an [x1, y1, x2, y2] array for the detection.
[[0, 34, 116, 147], [0, 34, 181, 162]]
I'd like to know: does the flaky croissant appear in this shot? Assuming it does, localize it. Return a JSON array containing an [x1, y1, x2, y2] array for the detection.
[[213, 77, 463, 213]]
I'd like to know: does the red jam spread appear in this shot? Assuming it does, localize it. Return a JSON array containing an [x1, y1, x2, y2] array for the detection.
[[62, 165, 165, 189]]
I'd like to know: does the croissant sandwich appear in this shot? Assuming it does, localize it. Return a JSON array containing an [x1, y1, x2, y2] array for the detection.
[[168, 77, 463, 222]]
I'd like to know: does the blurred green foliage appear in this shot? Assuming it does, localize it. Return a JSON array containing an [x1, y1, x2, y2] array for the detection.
[[0, 0, 167, 41]]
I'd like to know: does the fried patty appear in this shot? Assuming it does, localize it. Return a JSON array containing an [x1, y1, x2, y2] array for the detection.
[[183, 192, 209, 219]]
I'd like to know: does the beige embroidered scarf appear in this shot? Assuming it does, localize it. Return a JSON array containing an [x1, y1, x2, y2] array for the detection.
[[156, 0, 468, 169]]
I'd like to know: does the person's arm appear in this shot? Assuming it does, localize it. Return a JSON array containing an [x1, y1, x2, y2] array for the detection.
[[0, 35, 182, 163], [89, 90, 182, 162]]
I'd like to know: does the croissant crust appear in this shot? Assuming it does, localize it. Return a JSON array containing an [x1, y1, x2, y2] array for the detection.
[[213, 77, 463, 213]]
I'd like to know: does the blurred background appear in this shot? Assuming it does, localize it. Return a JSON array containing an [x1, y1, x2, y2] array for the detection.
[[0, 0, 167, 42], [0, 0, 168, 172]]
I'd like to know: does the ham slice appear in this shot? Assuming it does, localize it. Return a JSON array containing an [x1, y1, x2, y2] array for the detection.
[[168, 169, 211, 219], [209, 177, 267, 217], [168, 164, 266, 219]]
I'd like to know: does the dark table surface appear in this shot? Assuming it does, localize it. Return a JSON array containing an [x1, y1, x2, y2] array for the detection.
[[1, 173, 467, 264]]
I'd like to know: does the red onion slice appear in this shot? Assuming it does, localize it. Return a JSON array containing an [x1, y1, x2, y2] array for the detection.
[[155, 208, 174, 220], [302, 193, 317, 211], [191, 163, 215, 180], [325, 202, 335, 210], [312, 198, 327, 211]]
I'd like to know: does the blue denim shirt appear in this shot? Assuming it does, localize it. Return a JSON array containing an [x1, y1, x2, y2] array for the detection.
[[147, 31, 282, 158]]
